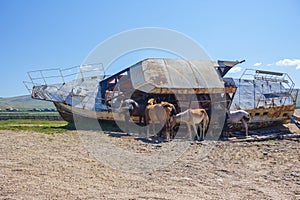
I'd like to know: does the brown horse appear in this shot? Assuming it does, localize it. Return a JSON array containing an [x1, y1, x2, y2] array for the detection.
[[145, 98, 176, 141]]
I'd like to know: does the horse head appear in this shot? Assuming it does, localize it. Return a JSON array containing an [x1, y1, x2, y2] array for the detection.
[[242, 111, 251, 122], [147, 98, 157, 105], [121, 99, 139, 115]]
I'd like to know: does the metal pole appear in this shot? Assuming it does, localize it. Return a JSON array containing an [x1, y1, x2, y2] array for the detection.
[[40, 70, 46, 85], [59, 69, 65, 83], [253, 80, 256, 109]]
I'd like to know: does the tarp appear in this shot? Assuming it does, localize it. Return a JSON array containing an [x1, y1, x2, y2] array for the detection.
[[231, 79, 294, 110]]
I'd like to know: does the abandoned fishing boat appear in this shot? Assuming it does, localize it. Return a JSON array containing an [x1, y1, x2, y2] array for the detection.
[[24, 58, 298, 134], [230, 69, 298, 130]]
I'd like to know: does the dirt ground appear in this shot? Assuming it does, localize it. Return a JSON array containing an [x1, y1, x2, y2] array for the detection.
[[1, 119, 300, 199]]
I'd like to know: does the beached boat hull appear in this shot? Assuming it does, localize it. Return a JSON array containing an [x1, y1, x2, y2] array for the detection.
[[228, 104, 296, 131], [25, 59, 298, 134]]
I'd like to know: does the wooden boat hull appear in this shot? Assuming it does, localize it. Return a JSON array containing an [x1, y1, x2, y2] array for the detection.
[[229, 105, 296, 130], [55, 102, 295, 131]]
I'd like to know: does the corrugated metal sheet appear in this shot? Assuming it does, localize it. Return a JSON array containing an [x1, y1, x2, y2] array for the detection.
[[130, 59, 224, 93], [232, 78, 295, 110]]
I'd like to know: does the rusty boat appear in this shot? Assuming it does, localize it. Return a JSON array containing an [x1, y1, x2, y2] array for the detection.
[[24, 58, 299, 135], [230, 69, 298, 130]]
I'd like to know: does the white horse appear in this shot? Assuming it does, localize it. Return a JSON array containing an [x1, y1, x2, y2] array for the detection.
[[226, 110, 251, 136]]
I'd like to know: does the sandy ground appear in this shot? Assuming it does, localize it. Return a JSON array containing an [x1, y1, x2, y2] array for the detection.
[[1, 122, 300, 199]]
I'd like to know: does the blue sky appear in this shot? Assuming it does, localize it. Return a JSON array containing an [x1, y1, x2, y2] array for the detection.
[[0, 0, 299, 97]]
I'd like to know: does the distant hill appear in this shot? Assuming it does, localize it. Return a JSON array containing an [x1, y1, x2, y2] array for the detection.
[[0, 95, 55, 111]]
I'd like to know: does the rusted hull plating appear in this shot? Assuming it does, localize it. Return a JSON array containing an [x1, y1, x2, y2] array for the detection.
[[229, 104, 296, 130]]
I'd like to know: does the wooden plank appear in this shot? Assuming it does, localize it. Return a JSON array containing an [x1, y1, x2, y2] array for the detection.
[[289, 115, 300, 129], [228, 133, 300, 142]]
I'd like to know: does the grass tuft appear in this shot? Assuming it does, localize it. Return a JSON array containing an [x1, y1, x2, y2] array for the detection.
[[0, 120, 71, 134]]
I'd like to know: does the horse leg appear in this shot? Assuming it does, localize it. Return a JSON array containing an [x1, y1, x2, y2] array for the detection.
[[146, 124, 150, 140], [241, 119, 248, 136], [124, 114, 130, 133], [137, 115, 141, 134], [186, 123, 192, 140], [138, 114, 145, 125], [203, 114, 209, 138], [197, 123, 204, 140], [202, 121, 206, 140], [192, 124, 199, 141], [165, 121, 170, 142], [143, 114, 146, 126], [145, 114, 150, 140], [152, 122, 157, 138], [170, 121, 176, 140]]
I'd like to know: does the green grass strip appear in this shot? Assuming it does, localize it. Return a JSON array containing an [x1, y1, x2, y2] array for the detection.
[[0, 120, 73, 134]]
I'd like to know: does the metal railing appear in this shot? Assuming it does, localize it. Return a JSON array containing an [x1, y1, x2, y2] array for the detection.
[[236, 69, 297, 109], [240, 69, 295, 91], [24, 63, 104, 94]]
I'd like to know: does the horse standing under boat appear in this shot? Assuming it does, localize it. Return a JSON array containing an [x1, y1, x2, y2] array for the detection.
[[117, 98, 144, 132], [171, 108, 209, 141], [226, 110, 251, 136], [145, 98, 177, 142]]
